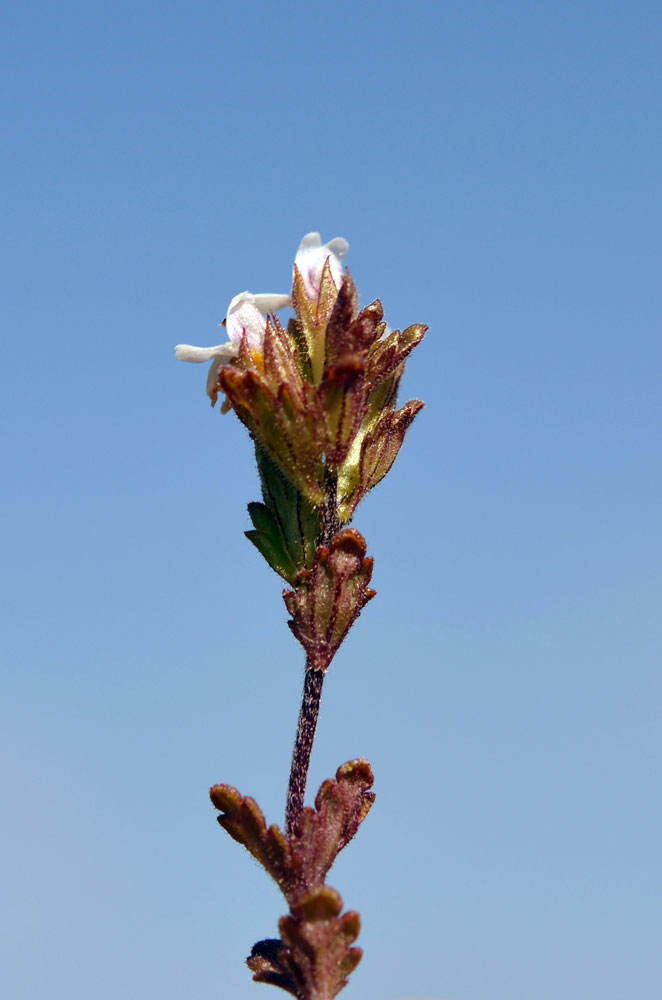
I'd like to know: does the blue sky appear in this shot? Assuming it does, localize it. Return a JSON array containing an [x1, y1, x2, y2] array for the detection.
[[2, 2, 661, 999]]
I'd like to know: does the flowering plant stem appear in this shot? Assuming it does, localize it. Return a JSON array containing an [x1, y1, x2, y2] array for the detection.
[[176, 232, 426, 998], [286, 464, 345, 834], [286, 662, 325, 837], [321, 469, 341, 546]]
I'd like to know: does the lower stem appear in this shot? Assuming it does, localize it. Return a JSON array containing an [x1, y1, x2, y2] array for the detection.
[[285, 662, 325, 836], [285, 465, 337, 836]]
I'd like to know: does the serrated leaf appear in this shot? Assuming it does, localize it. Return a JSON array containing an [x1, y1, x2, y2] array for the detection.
[[337, 399, 424, 519], [318, 356, 366, 469], [220, 366, 324, 505], [246, 500, 278, 536], [249, 445, 321, 580], [335, 372, 401, 517], [245, 509, 298, 583], [283, 530, 376, 671], [365, 322, 427, 392]]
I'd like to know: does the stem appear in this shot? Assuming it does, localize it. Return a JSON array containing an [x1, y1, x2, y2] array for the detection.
[[285, 661, 325, 836], [285, 465, 338, 836], [321, 466, 339, 545]]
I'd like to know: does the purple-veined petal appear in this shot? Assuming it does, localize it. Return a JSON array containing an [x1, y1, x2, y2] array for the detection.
[[225, 290, 291, 349], [294, 232, 349, 298]]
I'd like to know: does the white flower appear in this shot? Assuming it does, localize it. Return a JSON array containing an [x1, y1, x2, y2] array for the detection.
[[224, 291, 292, 349], [175, 290, 291, 398], [294, 232, 349, 299], [174, 233, 349, 399]]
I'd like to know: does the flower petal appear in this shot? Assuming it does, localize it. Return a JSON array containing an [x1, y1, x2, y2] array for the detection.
[[175, 343, 237, 363], [252, 293, 292, 313], [225, 290, 290, 349], [206, 358, 226, 400], [299, 232, 322, 249], [325, 237, 349, 262], [294, 231, 349, 298]]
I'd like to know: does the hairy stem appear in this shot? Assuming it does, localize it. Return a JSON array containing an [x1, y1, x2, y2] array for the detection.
[[285, 465, 339, 835], [320, 466, 339, 545], [285, 662, 325, 836]]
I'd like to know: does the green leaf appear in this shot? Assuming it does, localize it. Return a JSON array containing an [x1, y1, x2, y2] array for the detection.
[[247, 500, 279, 537], [245, 527, 298, 583], [247, 445, 321, 581], [246, 501, 299, 580]]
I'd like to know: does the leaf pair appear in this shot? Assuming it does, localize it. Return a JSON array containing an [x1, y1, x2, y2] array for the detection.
[[248, 889, 361, 1000], [210, 760, 374, 1000], [283, 530, 376, 671], [210, 759, 374, 906]]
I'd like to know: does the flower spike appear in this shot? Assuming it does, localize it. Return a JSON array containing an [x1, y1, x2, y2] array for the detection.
[[175, 230, 426, 1000]]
